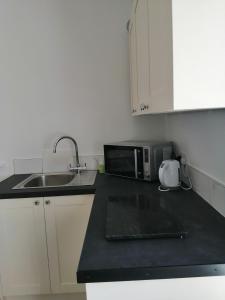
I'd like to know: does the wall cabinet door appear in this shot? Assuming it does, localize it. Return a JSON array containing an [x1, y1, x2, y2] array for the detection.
[[129, 0, 173, 114], [129, 0, 151, 114], [45, 195, 94, 294], [147, 0, 173, 113], [0, 198, 50, 296], [129, 18, 138, 114], [172, 0, 225, 111], [129, 0, 225, 114]]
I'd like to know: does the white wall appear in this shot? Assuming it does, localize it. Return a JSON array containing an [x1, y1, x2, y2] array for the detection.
[[165, 110, 225, 216], [0, 0, 164, 177], [165, 110, 225, 184]]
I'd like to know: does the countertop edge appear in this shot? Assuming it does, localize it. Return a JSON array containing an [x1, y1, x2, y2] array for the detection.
[[0, 188, 96, 199], [77, 264, 225, 283]]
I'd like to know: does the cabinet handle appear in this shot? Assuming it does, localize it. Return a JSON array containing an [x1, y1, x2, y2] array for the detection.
[[140, 103, 145, 111], [34, 201, 40, 206], [45, 200, 51, 205], [126, 20, 130, 32], [140, 104, 149, 111]]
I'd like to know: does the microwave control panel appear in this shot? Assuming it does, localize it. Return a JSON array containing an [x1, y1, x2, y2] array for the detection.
[[143, 147, 151, 180]]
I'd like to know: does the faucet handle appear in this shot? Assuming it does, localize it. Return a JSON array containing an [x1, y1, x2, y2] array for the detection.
[[69, 163, 87, 172]]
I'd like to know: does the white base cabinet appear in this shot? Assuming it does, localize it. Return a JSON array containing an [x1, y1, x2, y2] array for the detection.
[[86, 277, 225, 300], [0, 195, 94, 297], [45, 195, 93, 294], [0, 198, 50, 296]]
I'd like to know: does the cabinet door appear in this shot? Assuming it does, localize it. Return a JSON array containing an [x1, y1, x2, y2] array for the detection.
[[129, 18, 139, 114], [172, 0, 225, 111], [45, 195, 94, 294], [135, 0, 151, 113], [148, 0, 173, 113], [0, 198, 50, 296]]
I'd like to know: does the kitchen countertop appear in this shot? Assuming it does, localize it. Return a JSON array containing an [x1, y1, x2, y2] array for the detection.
[[77, 174, 225, 283], [1, 173, 225, 283], [0, 173, 96, 199]]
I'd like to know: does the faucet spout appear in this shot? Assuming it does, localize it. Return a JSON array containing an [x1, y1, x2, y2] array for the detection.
[[53, 136, 80, 168]]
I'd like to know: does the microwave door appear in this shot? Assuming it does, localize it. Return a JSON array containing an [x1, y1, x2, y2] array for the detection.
[[104, 146, 143, 179]]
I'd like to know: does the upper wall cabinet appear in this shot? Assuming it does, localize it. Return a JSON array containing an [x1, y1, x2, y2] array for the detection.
[[129, 0, 225, 114]]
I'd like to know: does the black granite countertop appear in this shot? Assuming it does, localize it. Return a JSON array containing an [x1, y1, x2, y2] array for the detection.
[[0, 174, 96, 199], [77, 174, 225, 283], [1, 173, 225, 283]]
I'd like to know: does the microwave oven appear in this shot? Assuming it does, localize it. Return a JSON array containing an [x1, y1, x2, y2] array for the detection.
[[104, 141, 174, 182]]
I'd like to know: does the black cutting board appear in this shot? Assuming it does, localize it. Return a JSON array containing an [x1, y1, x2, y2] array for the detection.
[[105, 194, 187, 240]]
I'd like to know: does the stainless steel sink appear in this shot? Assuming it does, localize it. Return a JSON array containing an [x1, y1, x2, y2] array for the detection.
[[13, 171, 97, 189], [23, 173, 75, 188]]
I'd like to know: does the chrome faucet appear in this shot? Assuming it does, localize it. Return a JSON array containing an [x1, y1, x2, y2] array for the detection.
[[53, 136, 86, 173]]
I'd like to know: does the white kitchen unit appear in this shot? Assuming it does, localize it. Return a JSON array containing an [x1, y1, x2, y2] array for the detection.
[[129, 0, 151, 114], [0, 198, 50, 296], [45, 195, 93, 294], [129, 0, 225, 114], [0, 195, 94, 297], [86, 277, 225, 300], [129, 11, 138, 114]]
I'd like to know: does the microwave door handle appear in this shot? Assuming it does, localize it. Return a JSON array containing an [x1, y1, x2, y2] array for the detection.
[[134, 149, 138, 179]]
